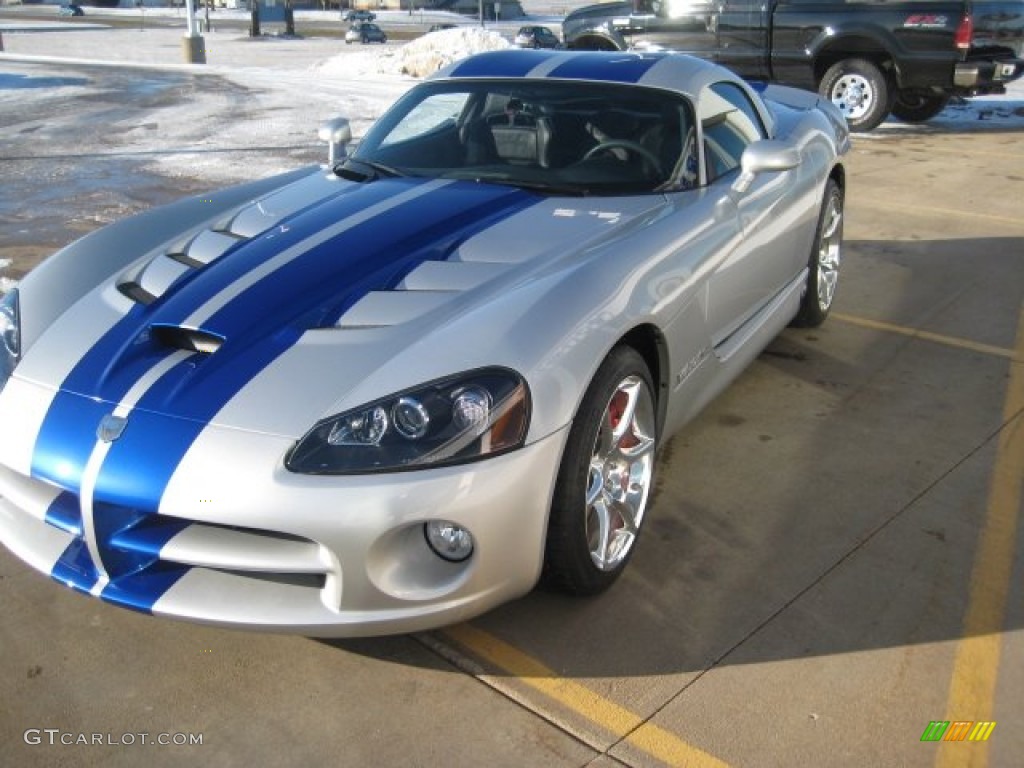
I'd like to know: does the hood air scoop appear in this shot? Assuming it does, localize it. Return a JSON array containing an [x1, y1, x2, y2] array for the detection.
[[150, 324, 224, 355]]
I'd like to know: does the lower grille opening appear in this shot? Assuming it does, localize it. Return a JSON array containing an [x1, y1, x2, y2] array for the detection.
[[213, 569, 327, 590]]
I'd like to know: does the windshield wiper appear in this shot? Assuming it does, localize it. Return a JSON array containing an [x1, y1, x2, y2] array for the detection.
[[466, 175, 589, 197], [334, 157, 404, 182]]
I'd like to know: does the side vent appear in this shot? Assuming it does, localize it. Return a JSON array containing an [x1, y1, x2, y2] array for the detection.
[[150, 325, 224, 355]]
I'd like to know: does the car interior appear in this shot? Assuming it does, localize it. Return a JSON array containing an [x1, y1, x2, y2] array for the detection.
[[356, 82, 700, 195]]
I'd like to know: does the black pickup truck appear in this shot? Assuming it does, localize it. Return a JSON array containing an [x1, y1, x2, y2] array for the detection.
[[562, 0, 1024, 130]]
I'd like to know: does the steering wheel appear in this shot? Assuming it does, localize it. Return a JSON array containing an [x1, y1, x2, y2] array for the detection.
[[583, 139, 663, 178]]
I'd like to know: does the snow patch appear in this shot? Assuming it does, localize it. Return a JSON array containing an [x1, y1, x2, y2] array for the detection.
[[315, 27, 511, 80]]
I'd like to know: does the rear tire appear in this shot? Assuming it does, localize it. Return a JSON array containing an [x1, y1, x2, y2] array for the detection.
[[818, 58, 893, 132], [793, 179, 844, 328], [542, 347, 657, 595], [892, 89, 950, 123]]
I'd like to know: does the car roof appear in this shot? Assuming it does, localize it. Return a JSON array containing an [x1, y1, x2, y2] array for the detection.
[[434, 51, 737, 102]]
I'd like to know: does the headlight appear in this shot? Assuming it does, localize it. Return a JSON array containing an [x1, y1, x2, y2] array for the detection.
[[0, 288, 21, 394], [286, 368, 530, 474]]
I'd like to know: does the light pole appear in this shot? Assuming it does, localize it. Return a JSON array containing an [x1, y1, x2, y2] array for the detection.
[[182, 0, 206, 63]]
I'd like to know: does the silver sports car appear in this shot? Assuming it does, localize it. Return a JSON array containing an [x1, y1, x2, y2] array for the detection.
[[0, 51, 848, 636]]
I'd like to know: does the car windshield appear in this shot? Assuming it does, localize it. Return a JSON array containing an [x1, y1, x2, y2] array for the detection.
[[350, 79, 696, 196]]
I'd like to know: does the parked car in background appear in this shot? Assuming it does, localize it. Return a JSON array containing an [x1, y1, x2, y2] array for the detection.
[[57, 3, 84, 15], [429, 23, 458, 33], [345, 22, 387, 44], [563, 0, 1024, 131], [514, 25, 560, 49], [344, 9, 376, 23]]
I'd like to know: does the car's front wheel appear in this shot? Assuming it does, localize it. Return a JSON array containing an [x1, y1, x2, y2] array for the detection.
[[542, 346, 657, 595], [793, 179, 844, 327]]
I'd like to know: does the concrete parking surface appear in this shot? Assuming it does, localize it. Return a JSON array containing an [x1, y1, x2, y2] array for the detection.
[[1, 24, 1022, 768]]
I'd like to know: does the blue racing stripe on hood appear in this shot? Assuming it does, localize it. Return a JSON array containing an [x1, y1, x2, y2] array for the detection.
[[32, 177, 540, 612]]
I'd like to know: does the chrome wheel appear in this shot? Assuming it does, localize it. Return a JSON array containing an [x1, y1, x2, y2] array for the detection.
[[793, 179, 843, 328], [819, 58, 891, 132], [585, 374, 656, 571], [816, 191, 843, 313], [830, 73, 875, 122], [543, 346, 658, 595]]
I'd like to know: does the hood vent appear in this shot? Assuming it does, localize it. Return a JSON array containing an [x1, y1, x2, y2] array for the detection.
[[117, 229, 248, 308], [150, 325, 224, 355], [119, 281, 157, 306]]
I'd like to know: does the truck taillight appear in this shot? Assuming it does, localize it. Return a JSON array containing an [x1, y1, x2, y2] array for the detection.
[[955, 14, 973, 51]]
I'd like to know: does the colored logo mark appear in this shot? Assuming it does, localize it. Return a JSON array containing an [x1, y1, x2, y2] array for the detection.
[[920, 721, 996, 742]]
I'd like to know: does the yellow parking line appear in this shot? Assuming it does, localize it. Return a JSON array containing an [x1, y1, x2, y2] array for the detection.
[[936, 305, 1024, 768], [832, 313, 1018, 360], [443, 623, 732, 768], [851, 198, 1024, 227]]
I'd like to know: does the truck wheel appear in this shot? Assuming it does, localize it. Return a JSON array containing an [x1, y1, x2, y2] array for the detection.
[[819, 58, 892, 132], [892, 89, 950, 123]]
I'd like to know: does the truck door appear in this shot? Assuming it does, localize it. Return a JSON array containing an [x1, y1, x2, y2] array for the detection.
[[630, 0, 720, 57], [715, 0, 770, 79]]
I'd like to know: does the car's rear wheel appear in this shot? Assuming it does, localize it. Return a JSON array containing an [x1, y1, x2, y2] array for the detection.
[[892, 89, 950, 123], [793, 178, 844, 327], [542, 346, 657, 595], [819, 58, 892, 132]]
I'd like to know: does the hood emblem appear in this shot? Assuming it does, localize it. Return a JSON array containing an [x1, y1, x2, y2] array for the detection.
[[97, 414, 129, 443]]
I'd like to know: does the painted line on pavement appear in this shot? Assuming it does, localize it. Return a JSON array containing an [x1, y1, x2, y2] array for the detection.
[[936, 304, 1024, 768], [832, 313, 1017, 360], [441, 623, 732, 768]]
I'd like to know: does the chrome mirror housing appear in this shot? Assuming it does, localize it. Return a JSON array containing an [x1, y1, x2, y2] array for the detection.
[[318, 117, 352, 167]]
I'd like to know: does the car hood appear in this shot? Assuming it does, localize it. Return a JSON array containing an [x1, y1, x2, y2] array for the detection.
[[20, 175, 665, 444]]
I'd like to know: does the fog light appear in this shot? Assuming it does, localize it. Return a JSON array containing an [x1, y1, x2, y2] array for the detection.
[[424, 520, 474, 562]]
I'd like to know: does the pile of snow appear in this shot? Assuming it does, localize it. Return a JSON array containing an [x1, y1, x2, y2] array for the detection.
[[315, 27, 511, 80], [398, 27, 511, 78]]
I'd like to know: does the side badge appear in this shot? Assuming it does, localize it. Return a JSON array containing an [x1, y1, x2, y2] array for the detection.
[[97, 414, 128, 443]]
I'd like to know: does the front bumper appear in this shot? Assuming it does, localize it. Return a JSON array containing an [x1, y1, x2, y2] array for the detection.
[[954, 56, 1024, 92], [0, 379, 569, 637]]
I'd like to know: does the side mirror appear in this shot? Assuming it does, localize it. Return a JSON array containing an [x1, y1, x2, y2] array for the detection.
[[732, 139, 801, 193], [318, 117, 352, 167]]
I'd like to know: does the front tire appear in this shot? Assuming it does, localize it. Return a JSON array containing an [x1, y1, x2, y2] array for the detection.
[[793, 179, 844, 327], [819, 58, 893, 132], [542, 346, 657, 595]]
